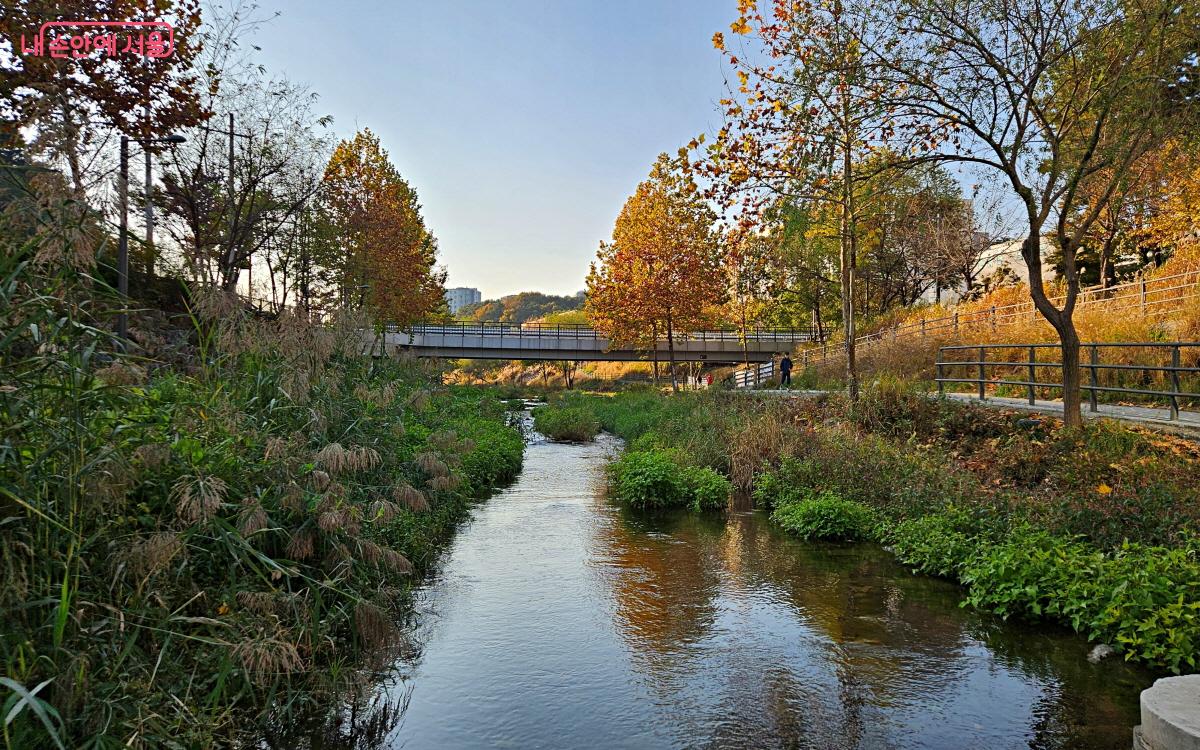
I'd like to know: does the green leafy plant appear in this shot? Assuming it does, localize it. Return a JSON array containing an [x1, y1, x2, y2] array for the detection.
[[771, 492, 878, 542], [608, 449, 729, 511], [681, 466, 732, 512], [886, 512, 978, 578], [532, 405, 600, 442]]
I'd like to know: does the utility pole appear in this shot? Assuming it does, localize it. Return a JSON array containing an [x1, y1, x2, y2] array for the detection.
[[144, 149, 153, 276], [117, 134, 185, 345], [118, 137, 130, 344]]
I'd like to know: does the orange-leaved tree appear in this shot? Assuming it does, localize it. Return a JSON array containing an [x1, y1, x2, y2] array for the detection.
[[586, 153, 725, 391], [322, 129, 446, 327]]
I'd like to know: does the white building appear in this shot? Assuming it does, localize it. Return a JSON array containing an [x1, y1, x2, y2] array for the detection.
[[445, 287, 482, 314], [917, 237, 1059, 305]]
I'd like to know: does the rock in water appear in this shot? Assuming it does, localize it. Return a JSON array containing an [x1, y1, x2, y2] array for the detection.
[[1088, 644, 1116, 663]]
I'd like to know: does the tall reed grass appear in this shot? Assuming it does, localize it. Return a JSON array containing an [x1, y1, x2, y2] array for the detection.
[[0, 203, 523, 747]]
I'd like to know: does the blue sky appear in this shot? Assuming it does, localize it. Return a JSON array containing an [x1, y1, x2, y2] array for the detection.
[[254, 0, 735, 299]]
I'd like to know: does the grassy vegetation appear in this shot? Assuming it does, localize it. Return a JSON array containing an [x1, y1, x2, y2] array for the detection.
[[555, 385, 1200, 672], [770, 491, 878, 542], [532, 403, 600, 442], [608, 450, 731, 511], [0, 252, 524, 747]]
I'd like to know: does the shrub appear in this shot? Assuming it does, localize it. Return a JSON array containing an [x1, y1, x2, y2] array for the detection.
[[751, 457, 816, 510], [960, 527, 1200, 672], [771, 491, 878, 542], [887, 512, 978, 578], [608, 450, 730, 511], [609, 450, 683, 508], [532, 405, 600, 442], [681, 466, 732, 511]]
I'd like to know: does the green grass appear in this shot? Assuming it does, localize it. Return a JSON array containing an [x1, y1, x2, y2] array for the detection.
[[532, 404, 600, 442]]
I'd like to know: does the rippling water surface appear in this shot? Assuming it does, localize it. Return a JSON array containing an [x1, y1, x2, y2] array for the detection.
[[296, 431, 1153, 749]]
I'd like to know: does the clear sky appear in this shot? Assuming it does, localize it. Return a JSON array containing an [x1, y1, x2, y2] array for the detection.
[[253, 0, 734, 300]]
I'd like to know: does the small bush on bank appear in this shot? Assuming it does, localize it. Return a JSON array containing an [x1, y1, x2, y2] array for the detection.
[[610, 450, 683, 508], [771, 491, 878, 541], [886, 512, 979, 578], [681, 465, 733, 511], [960, 527, 1200, 673], [533, 405, 600, 442], [608, 450, 730, 511]]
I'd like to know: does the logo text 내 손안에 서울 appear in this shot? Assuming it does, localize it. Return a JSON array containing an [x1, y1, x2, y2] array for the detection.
[[16, 21, 175, 60]]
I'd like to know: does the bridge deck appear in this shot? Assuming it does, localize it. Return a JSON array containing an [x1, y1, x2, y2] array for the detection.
[[379, 323, 818, 363]]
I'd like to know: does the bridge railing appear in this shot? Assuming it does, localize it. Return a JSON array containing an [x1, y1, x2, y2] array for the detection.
[[394, 322, 820, 343], [935, 341, 1200, 420], [731, 361, 777, 388]]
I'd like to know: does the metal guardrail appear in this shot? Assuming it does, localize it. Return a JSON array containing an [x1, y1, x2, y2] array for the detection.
[[806, 269, 1200, 368], [731, 361, 776, 388], [395, 322, 820, 343], [935, 342, 1200, 420]]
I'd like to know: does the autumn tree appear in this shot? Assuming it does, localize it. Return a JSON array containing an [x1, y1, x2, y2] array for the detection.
[[864, 0, 1199, 426], [322, 129, 446, 326], [586, 154, 725, 391], [0, 0, 208, 198], [726, 230, 773, 367], [700, 0, 914, 398]]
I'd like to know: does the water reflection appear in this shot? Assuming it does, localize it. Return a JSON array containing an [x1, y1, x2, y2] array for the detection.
[[279, 434, 1153, 750]]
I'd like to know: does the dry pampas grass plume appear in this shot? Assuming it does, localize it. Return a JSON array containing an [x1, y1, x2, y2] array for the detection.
[[172, 474, 228, 524]]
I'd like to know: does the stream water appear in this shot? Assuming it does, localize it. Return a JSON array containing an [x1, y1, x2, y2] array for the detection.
[[292, 427, 1155, 749]]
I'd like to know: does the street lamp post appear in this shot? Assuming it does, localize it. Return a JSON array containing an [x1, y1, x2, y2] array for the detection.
[[117, 133, 185, 344]]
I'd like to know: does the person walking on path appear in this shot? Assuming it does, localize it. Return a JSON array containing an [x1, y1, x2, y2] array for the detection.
[[779, 354, 792, 389]]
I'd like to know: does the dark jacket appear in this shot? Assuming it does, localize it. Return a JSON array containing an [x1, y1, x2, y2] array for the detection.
[[780, 356, 793, 373]]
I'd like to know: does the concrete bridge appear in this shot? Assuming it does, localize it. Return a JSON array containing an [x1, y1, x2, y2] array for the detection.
[[378, 323, 818, 362]]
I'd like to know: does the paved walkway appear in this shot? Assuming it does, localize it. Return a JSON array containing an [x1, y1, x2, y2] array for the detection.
[[732, 387, 1200, 435], [943, 393, 1200, 434]]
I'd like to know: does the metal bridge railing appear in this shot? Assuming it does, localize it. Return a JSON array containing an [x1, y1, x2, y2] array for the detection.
[[395, 322, 820, 343], [935, 342, 1200, 420], [731, 361, 776, 388]]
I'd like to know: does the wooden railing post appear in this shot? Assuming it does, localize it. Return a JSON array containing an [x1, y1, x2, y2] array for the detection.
[[954, 312, 960, 336], [1027, 346, 1037, 405], [978, 345, 986, 401], [1089, 344, 1099, 412]]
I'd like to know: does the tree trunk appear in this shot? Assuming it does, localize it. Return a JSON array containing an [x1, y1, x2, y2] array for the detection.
[[1023, 228, 1083, 428], [666, 309, 679, 393], [651, 320, 660, 386], [740, 303, 750, 371], [1099, 231, 1116, 290], [813, 291, 825, 343], [839, 134, 859, 400], [1057, 323, 1083, 428]]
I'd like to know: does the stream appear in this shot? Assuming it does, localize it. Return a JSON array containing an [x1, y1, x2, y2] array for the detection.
[[292, 426, 1155, 749]]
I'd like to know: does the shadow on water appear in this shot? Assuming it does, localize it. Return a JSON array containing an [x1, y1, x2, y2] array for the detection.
[[272, 432, 1156, 750]]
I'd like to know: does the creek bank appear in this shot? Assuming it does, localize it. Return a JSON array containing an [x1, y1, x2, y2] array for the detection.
[[293, 425, 1154, 750], [542, 387, 1200, 673]]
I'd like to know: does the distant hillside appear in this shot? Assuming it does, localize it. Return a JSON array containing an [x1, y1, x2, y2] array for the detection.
[[457, 291, 584, 324]]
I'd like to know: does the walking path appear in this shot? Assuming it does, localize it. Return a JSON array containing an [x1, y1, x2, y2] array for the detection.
[[943, 393, 1200, 435], [735, 387, 1200, 436]]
